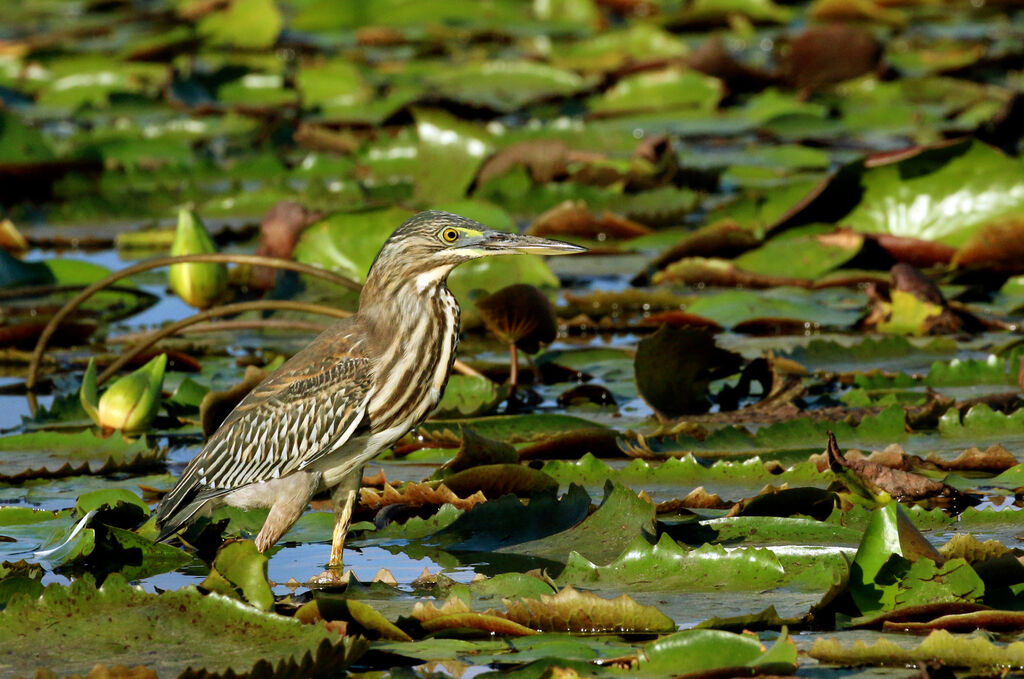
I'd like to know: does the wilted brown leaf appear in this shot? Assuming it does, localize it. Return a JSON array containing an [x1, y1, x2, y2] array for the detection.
[[475, 284, 558, 353], [653, 257, 812, 289], [648, 219, 760, 273], [252, 201, 323, 289], [528, 200, 652, 240], [476, 140, 604, 186], [359, 482, 487, 511], [200, 365, 269, 438], [827, 432, 961, 501], [688, 36, 775, 92], [778, 24, 883, 90], [952, 215, 1024, 272]]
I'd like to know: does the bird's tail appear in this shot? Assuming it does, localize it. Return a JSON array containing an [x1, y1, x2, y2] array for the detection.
[[154, 478, 210, 542]]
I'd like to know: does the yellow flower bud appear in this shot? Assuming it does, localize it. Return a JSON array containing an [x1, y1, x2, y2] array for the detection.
[[168, 209, 228, 309]]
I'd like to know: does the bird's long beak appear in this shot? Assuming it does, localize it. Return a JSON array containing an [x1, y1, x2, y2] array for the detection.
[[475, 230, 587, 256]]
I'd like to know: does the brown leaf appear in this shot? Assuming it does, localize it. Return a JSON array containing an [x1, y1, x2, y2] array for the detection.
[[688, 36, 775, 93], [652, 257, 811, 289], [476, 140, 604, 186], [528, 200, 652, 240], [517, 428, 622, 460], [827, 432, 958, 501], [200, 365, 269, 438], [884, 610, 1024, 632], [778, 24, 883, 91], [649, 219, 760, 272], [252, 201, 323, 289], [925, 445, 1018, 473], [890, 263, 946, 306], [868, 233, 956, 268], [475, 284, 558, 352], [359, 482, 487, 511], [952, 215, 1024, 272]]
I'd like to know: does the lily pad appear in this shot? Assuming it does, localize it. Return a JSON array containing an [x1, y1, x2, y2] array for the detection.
[[0, 575, 366, 677], [0, 431, 163, 481]]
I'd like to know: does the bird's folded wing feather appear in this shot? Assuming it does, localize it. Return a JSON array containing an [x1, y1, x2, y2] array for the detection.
[[176, 342, 375, 496]]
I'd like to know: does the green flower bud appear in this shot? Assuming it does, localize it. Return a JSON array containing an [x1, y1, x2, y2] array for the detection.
[[168, 209, 228, 309], [81, 354, 167, 434]]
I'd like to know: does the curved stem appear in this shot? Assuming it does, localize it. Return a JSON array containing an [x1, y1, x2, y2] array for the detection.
[[26, 253, 360, 391], [95, 302, 484, 386], [107, 319, 332, 343], [96, 301, 352, 386]]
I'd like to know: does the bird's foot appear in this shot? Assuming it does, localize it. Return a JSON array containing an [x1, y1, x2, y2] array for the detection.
[[308, 564, 349, 587]]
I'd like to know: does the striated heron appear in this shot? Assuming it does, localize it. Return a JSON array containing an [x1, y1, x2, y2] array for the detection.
[[155, 211, 584, 569]]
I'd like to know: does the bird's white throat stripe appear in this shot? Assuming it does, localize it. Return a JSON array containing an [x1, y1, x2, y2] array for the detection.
[[414, 267, 450, 294]]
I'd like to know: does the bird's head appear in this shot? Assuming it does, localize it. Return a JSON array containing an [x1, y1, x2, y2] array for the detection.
[[363, 210, 585, 301]]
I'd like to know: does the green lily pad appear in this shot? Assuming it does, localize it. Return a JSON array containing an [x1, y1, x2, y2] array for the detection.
[[589, 68, 723, 116], [413, 108, 494, 203], [843, 140, 1024, 247], [0, 575, 366, 677], [428, 61, 597, 113], [197, 0, 282, 49], [0, 431, 163, 482]]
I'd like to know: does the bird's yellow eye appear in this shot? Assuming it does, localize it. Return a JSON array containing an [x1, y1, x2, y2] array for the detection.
[[441, 228, 460, 243]]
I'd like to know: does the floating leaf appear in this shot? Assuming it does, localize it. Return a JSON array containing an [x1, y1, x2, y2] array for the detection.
[[0, 430, 162, 481], [501, 587, 674, 633], [634, 325, 743, 417], [201, 540, 273, 611], [0, 575, 366, 677], [810, 629, 1024, 670]]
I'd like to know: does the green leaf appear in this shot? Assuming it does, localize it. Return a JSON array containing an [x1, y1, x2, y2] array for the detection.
[[0, 575, 365, 676], [201, 539, 274, 611], [810, 629, 1024, 671], [0, 431, 163, 481], [843, 140, 1024, 247], [501, 586, 675, 633], [292, 207, 414, 283], [850, 503, 902, 615], [498, 483, 654, 566], [433, 375, 509, 418], [877, 290, 945, 336], [589, 68, 723, 115], [428, 61, 596, 113], [413, 108, 494, 204], [197, 0, 282, 49], [733, 227, 863, 279], [637, 628, 796, 676]]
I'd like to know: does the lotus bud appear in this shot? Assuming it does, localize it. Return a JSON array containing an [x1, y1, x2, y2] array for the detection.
[[81, 354, 167, 434], [168, 209, 228, 309]]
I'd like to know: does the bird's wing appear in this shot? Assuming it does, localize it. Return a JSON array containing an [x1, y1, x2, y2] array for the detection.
[[155, 324, 374, 533]]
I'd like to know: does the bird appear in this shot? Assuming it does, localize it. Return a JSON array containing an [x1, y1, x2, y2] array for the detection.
[[154, 210, 585, 571]]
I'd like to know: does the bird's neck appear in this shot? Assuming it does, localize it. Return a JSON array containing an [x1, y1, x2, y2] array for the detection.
[[360, 264, 456, 313]]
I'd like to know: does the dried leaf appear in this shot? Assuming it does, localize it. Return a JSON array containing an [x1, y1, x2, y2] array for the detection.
[[359, 482, 487, 511]]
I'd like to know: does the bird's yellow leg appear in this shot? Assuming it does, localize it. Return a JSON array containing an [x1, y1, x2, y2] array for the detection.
[[327, 469, 362, 570]]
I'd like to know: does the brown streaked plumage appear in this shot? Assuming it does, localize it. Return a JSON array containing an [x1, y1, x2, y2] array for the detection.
[[155, 210, 585, 571]]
